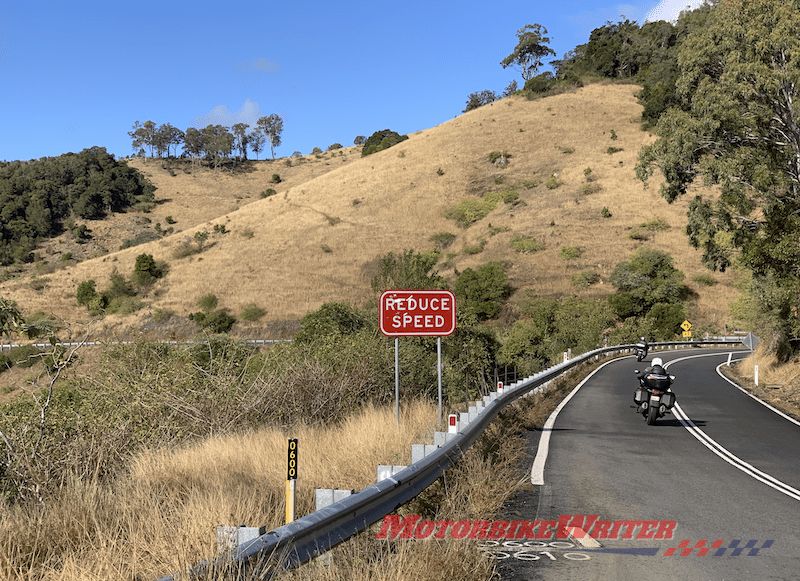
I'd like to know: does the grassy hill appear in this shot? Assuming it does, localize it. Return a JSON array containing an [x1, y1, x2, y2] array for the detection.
[[0, 82, 739, 340]]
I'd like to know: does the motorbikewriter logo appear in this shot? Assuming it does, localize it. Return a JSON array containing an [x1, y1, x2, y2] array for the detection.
[[375, 514, 677, 541]]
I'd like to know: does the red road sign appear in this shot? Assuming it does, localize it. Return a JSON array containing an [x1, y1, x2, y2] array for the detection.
[[380, 290, 456, 337]]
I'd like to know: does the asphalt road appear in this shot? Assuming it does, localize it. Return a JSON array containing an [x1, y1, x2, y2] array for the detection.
[[495, 348, 800, 580]]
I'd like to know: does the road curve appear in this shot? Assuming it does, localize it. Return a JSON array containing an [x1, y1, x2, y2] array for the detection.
[[496, 349, 800, 580]]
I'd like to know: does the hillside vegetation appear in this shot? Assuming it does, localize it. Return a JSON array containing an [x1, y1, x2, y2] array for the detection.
[[0, 83, 737, 341]]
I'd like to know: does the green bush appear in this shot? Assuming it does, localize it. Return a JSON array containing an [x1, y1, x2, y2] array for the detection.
[[131, 253, 164, 286], [523, 72, 556, 94], [510, 235, 544, 254], [270, 174, 282, 184], [76, 280, 99, 306], [430, 232, 457, 249], [545, 175, 560, 189], [261, 189, 277, 198], [455, 262, 510, 321], [361, 129, 409, 157], [628, 228, 649, 240], [462, 239, 487, 255], [559, 246, 582, 261], [571, 270, 599, 290], [601, 207, 612, 218], [445, 197, 499, 228], [197, 293, 218, 313], [165, 215, 176, 224], [240, 303, 266, 321], [640, 218, 670, 232], [606, 146, 623, 154], [327, 143, 343, 151], [193, 310, 236, 333], [582, 183, 602, 195]]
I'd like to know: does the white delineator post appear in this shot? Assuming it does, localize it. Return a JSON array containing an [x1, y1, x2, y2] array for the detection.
[[448, 414, 457, 434], [497, 381, 504, 394]]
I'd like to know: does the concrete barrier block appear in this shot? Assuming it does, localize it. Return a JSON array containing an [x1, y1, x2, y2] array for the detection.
[[411, 444, 438, 464], [315, 488, 354, 510], [216, 525, 267, 552], [377, 465, 406, 482], [434, 432, 456, 446], [460, 412, 470, 427]]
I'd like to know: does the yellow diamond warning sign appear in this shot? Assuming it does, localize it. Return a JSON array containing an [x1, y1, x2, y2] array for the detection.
[[680, 320, 692, 331]]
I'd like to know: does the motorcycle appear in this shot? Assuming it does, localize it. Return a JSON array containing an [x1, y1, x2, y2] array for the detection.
[[633, 338, 649, 362], [633, 360, 676, 425]]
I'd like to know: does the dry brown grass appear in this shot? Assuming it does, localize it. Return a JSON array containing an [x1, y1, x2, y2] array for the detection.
[[0, 83, 739, 340], [727, 344, 800, 419], [0, 401, 439, 580]]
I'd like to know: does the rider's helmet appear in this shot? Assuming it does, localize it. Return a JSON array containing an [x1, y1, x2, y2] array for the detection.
[[651, 357, 663, 367]]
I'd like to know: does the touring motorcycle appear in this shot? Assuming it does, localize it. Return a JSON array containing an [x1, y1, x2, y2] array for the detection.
[[633, 337, 649, 362], [633, 357, 676, 425]]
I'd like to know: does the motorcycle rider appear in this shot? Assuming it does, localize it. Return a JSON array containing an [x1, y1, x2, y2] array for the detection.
[[634, 336, 649, 361], [635, 357, 673, 408]]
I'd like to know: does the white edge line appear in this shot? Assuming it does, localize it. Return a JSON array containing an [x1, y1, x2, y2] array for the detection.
[[530, 358, 619, 486], [715, 360, 800, 428], [664, 353, 800, 502]]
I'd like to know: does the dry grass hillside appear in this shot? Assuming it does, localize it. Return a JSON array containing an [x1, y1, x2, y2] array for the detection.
[[0, 82, 739, 340]]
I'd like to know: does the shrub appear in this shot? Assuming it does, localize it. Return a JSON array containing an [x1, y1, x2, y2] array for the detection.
[[462, 239, 487, 255], [488, 224, 509, 236], [640, 218, 670, 232], [131, 253, 164, 286], [261, 188, 277, 198], [545, 175, 560, 189], [197, 293, 218, 313], [582, 183, 602, 195], [628, 228, 649, 241], [165, 215, 176, 224], [510, 235, 544, 254], [270, 174, 281, 184], [429, 232, 457, 249], [601, 207, 612, 218], [523, 72, 555, 94], [454, 262, 510, 321], [606, 146, 623, 154], [311, 147, 322, 154], [557, 146, 575, 154], [105, 295, 143, 316], [213, 224, 227, 234], [560, 246, 582, 261], [488, 151, 511, 164], [584, 167, 594, 181], [444, 196, 500, 228], [194, 230, 209, 250], [327, 143, 343, 151], [76, 280, 98, 306], [193, 310, 236, 333], [571, 270, 599, 290], [361, 129, 409, 157], [240, 303, 266, 321]]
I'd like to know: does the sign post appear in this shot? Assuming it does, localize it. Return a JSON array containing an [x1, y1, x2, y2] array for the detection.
[[286, 438, 297, 523], [380, 290, 456, 425]]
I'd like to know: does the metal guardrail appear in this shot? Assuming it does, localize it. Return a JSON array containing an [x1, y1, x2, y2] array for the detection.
[[155, 338, 746, 580], [0, 338, 290, 350]]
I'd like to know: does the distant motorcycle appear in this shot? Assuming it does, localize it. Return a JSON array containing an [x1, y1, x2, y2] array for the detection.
[[633, 337, 649, 362], [634, 357, 676, 425]]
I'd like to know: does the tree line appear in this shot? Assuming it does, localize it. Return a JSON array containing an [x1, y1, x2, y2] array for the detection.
[[128, 114, 284, 165], [0, 147, 154, 266]]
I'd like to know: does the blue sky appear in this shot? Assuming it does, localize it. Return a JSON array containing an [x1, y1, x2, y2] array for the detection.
[[0, 0, 702, 162]]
